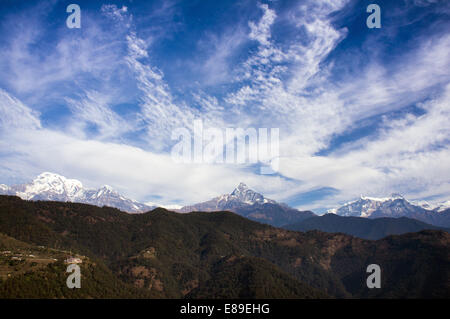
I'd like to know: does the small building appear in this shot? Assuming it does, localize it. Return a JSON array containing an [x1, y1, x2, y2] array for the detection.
[[64, 257, 82, 264]]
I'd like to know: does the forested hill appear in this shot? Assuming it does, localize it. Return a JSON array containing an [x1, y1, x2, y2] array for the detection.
[[0, 195, 449, 298], [283, 213, 449, 240]]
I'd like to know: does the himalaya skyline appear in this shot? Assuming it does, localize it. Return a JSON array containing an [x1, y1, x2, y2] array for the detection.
[[0, 0, 449, 212], [1, 172, 450, 220]]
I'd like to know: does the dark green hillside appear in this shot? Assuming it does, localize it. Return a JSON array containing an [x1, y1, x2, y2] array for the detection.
[[232, 202, 315, 227], [0, 233, 154, 298], [0, 195, 449, 298], [186, 256, 328, 299]]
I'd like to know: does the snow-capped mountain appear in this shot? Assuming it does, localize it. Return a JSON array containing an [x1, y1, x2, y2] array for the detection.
[[328, 194, 450, 227], [180, 183, 315, 227], [0, 184, 11, 194], [179, 182, 275, 213], [230, 182, 277, 205], [13, 172, 85, 202], [328, 194, 407, 218], [413, 200, 450, 212], [0, 172, 155, 213]]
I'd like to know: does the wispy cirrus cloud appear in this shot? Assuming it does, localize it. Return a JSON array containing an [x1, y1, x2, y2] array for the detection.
[[0, 89, 41, 130], [65, 90, 134, 140]]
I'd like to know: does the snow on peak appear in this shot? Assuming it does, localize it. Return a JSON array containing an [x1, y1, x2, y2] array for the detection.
[[92, 185, 117, 198], [232, 182, 249, 195], [327, 208, 337, 214], [237, 182, 248, 190], [179, 182, 279, 214], [229, 183, 275, 205], [98, 185, 116, 193], [359, 193, 404, 202], [19, 172, 84, 200], [329, 193, 450, 217], [2, 172, 153, 213], [37, 172, 65, 179], [329, 193, 411, 218], [413, 199, 450, 212], [34, 172, 83, 188], [436, 200, 450, 212]]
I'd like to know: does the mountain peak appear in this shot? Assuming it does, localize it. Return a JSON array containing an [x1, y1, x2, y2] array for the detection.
[[359, 193, 405, 202], [34, 172, 75, 183], [0, 184, 10, 195], [36, 171, 64, 179], [92, 185, 118, 197], [22, 172, 84, 200], [332, 193, 429, 219], [231, 182, 256, 197], [228, 183, 274, 206], [2, 172, 153, 213], [232, 182, 249, 194], [179, 183, 313, 226], [100, 185, 115, 192]]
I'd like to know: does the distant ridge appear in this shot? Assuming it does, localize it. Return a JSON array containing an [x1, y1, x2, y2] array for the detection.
[[328, 194, 450, 227], [284, 213, 449, 240]]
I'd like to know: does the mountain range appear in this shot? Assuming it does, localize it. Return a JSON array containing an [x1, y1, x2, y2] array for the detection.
[[0, 195, 448, 298], [1, 172, 449, 229], [179, 182, 316, 227], [328, 194, 450, 228], [179, 184, 450, 228], [0, 172, 155, 213]]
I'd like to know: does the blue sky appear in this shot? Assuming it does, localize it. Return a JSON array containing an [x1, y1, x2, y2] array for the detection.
[[0, 0, 449, 212]]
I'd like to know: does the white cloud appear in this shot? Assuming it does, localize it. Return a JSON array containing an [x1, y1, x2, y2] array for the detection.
[[0, 89, 41, 130], [101, 4, 129, 20], [125, 33, 199, 150], [222, 0, 450, 209], [249, 3, 277, 46], [286, 0, 349, 90], [195, 27, 248, 85], [65, 90, 133, 140], [1, 20, 123, 96]]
